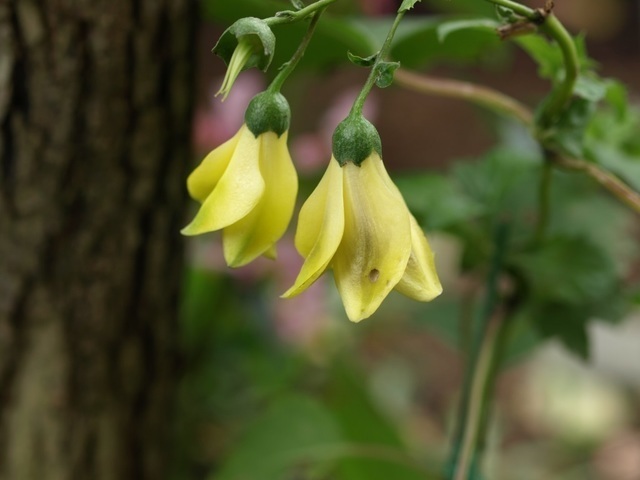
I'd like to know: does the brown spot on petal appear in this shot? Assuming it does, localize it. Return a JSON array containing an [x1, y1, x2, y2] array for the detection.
[[368, 269, 380, 283]]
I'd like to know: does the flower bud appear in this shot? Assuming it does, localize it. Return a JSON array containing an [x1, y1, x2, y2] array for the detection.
[[213, 17, 276, 100]]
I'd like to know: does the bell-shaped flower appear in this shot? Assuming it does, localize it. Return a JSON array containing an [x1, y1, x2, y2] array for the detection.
[[182, 92, 297, 267], [283, 116, 442, 322]]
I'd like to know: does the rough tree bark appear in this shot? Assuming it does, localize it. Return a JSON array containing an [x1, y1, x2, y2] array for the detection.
[[0, 1, 194, 479]]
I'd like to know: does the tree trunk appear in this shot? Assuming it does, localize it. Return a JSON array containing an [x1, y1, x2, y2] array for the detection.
[[0, 1, 194, 479]]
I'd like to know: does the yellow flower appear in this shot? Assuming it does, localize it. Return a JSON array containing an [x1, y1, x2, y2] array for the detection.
[[283, 117, 441, 322], [182, 92, 297, 267]]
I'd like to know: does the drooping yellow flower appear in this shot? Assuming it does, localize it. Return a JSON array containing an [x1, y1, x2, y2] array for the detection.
[[283, 116, 441, 322], [182, 92, 297, 267]]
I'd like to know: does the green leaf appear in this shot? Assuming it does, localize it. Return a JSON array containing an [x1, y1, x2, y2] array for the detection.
[[604, 80, 628, 118], [539, 97, 596, 157], [326, 363, 432, 480], [399, 0, 422, 13], [395, 173, 482, 229], [453, 147, 539, 217], [574, 74, 609, 102], [215, 395, 344, 480], [530, 302, 591, 360], [347, 51, 378, 67], [512, 237, 618, 306], [348, 16, 503, 69], [374, 61, 400, 88], [436, 18, 499, 42], [515, 34, 594, 84]]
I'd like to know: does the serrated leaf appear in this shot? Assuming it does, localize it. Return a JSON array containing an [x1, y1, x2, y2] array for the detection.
[[374, 61, 400, 88], [399, 0, 422, 13], [436, 18, 500, 42], [347, 51, 378, 67]]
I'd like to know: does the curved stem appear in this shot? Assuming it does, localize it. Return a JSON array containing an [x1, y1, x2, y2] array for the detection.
[[350, 10, 406, 116], [268, 7, 325, 93], [394, 69, 534, 126], [485, 1, 579, 123], [538, 14, 579, 122], [556, 156, 640, 215], [265, 0, 337, 27]]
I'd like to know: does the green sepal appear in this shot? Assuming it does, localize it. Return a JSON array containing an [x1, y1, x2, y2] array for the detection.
[[347, 51, 378, 67], [245, 91, 291, 137], [213, 17, 276, 72], [332, 115, 382, 166], [375, 61, 400, 88]]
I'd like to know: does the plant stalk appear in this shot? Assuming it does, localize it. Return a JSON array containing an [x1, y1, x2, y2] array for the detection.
[[268, 7, 326, 93]]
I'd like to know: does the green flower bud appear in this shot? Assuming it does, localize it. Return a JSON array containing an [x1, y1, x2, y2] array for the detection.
[[332, 115, 382, 166], [245, 91, 291, 137], [213, 17, 276, 100]]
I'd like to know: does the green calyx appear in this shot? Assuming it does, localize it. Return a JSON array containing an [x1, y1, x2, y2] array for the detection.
[[245, 91, 291, 137], [213, 17, 276, 72], [332, 115, 382, 166]]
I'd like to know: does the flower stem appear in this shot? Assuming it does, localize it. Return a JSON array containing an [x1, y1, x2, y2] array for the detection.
[[394, 69, 534, 126], [268, 7, 326, 93], [265, 0, 337, 27], [350, 10, 406, 116], [537, 14, 579, 123], [485, 0, 579, 123], [448, 223, 509, 480]]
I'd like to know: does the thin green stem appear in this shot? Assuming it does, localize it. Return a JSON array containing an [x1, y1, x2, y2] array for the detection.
[[449, 224, 509, 480], [265, 0, 337, 27], [268, 7, 325, 93], [538, 14, 580, 122], [350, 10, 406, 116], [486, 0, 579, 123], [454, 316, 502, 480], [394, 69, 534, 126]]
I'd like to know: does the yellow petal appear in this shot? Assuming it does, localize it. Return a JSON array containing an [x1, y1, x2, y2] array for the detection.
[[282, 159, 344, 298], [333, 155, 411, 322], [223, 132, 298, 267], [186, 129, 242, 203], [395, 215, 443, 301], [182, 126, 264, 236]]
